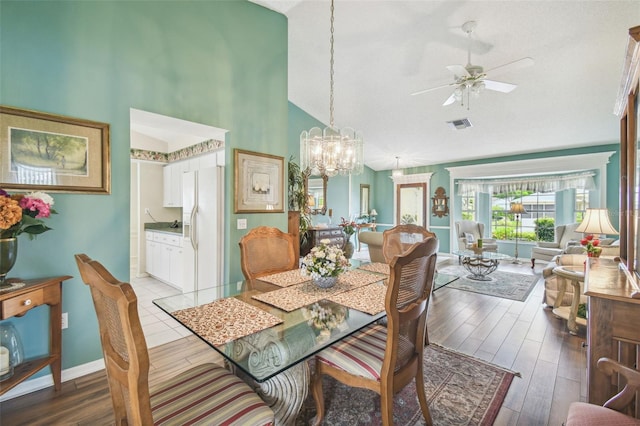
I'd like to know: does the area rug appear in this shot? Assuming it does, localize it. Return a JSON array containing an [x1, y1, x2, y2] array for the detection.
[[295, 344, 517, 425], [434, 265, 539, 302]]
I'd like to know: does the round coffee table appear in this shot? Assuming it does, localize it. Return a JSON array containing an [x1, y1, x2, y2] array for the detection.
[[453, 250, 512, 281]]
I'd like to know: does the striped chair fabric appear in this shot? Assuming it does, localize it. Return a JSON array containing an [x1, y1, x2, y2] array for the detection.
[[151, 363, 274, 425], [315, 324, 414, 381]]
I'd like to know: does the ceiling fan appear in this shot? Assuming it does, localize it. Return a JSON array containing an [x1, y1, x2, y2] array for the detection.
[[411, 21, 534, 109]]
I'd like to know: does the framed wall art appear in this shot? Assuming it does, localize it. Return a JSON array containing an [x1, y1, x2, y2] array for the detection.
[[0, 106, 111, 194], [234, 149, 284, 213]]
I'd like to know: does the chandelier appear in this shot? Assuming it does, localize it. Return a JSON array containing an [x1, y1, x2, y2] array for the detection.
[[300, 0, 364, 177]]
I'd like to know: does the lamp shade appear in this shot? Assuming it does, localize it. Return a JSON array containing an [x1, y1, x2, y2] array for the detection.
[[575, 208, 619, 235], [370, 209, 378, 216], [509, 203, 527, 214]]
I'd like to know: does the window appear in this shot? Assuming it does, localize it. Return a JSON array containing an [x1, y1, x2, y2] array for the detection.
[[491, 191, 555, 241], [575, 188, 590, 223], [460, 188, 476, 221]]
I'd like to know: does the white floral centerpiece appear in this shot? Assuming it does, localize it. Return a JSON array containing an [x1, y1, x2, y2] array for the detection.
[[301, 301, 348, 341], [302, 239, 349, 288]]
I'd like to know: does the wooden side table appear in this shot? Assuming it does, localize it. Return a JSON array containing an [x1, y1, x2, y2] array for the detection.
[[0, 276, 72, 395], [552, 265, 586, 335]]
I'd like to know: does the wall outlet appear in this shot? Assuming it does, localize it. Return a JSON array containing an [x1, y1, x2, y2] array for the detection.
[[61, 312, 68, 329], [237, 218, 247, 230], [144, 208, 151, 215]]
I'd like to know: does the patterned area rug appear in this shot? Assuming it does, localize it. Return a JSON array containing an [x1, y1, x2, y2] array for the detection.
[[434, 265, 539, 302], [296, 344, 516, 425]]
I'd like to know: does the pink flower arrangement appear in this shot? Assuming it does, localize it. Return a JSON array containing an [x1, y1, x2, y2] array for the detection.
[[0, 189, 56, 239]]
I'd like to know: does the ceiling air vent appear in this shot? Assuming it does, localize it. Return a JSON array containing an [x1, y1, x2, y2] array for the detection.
[[447, 118, 472, 130]]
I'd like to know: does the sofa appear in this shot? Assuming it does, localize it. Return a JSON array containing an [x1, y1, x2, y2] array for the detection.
[[357, 231, 385, 263]]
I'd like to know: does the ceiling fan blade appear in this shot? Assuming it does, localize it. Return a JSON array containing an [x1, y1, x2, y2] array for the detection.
[[411, 82, 456, 96], [484, 79, 517, 93], [485, 57, 534, 77], [443, 92, 457, 106], [446, 64, 469, 77]]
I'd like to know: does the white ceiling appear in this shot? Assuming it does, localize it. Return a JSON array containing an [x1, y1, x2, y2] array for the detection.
[[251, 0, 640, 171]]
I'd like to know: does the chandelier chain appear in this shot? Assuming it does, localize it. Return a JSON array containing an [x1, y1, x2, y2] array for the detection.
[[329, 0, 335, 127]]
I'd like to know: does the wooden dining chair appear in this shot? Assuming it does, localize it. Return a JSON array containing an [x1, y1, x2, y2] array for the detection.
[[74, 254, 274, 426], [239, 226, 297, 280], [382, 224, 437, 264], [311, 237, 438, 426]]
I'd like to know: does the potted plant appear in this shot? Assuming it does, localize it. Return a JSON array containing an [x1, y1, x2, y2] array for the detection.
[[288, 157, 312, 253]]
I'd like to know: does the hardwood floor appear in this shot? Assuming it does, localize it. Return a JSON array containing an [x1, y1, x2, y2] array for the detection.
[[0, 260, 586, 425]]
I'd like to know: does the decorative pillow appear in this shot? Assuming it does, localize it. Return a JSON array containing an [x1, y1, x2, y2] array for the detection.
[[464, 232, 475, 243]]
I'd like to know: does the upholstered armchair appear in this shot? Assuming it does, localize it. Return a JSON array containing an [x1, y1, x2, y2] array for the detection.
[[358, 231, 385, 263], [455, 220, 498, 252], [530, 223, 582, 267]]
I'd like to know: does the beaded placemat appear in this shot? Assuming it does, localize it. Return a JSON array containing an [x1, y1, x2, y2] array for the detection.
[[172, 297, 283, 346], [328, 283, 388, 315], [358, 262, 390, 275], [251, 270, 385, 312], [258, 269, 311, 287], [252, 280, 353, 312]]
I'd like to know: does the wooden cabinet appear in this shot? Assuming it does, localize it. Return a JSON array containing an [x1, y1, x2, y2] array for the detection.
[[302, 226, 346, 256], [145, 231, 183, 289], [0, 276, 72, 395], [585, 258, 640, 417]]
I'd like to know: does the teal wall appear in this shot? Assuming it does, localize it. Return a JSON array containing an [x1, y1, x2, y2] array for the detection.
[[1, 0, 287, 379]]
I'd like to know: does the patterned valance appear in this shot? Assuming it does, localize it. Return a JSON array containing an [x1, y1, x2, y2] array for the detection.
[[456, 171, 597, 195]]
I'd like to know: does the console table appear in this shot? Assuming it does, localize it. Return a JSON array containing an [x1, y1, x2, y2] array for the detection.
[[584, 258, 640, 415], [0, 276, 72, 395]]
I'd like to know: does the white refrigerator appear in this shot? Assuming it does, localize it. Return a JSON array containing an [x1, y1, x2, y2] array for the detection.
[[182, 166, 224, 293]]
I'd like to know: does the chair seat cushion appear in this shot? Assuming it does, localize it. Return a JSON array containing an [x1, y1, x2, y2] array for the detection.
[[316, 324, 414, 382], [316, 324, 387, 381], [151, 363, 274, 426], [566, 402, 640, 425]]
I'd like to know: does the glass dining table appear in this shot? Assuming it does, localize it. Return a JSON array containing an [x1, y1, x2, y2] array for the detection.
[[153, 262, 459, 425]]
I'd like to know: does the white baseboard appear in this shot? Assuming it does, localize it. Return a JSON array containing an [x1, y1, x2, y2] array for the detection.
[[0, 358, 105, 402]]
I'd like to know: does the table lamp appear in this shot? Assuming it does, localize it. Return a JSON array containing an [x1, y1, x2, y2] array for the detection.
[[370, 209, 378, 223], [575, 208, 618, 236], [509, 202, 527, 264]]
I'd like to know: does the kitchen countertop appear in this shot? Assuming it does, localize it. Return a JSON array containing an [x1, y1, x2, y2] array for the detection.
[[144, 222, 183, 235]]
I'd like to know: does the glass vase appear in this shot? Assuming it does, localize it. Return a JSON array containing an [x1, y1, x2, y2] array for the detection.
[[0, 321, 24, 381]]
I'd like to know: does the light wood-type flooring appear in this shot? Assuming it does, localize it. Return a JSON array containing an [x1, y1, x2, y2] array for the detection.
[[0, 258, 586, 425]]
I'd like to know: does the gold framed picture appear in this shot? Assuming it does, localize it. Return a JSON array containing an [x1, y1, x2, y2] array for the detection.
[[234, 149, 284, 213], [0, 106, 110, 194]]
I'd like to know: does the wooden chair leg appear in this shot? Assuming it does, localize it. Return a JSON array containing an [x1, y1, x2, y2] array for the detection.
[[380, 388, 394, 426], [311, 366, 325, 426], [415, 368, 433, 425]]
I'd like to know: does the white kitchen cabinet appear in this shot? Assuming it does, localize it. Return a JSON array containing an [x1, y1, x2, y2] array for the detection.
[[163, 162, 187, 207], [145, 230, 183, 290]]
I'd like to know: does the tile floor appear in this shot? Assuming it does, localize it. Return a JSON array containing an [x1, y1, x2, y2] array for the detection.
[[130, 274, 191, 348]]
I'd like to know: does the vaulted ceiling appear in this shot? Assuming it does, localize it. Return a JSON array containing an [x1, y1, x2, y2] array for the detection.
[[251, 0, 639, 171]]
